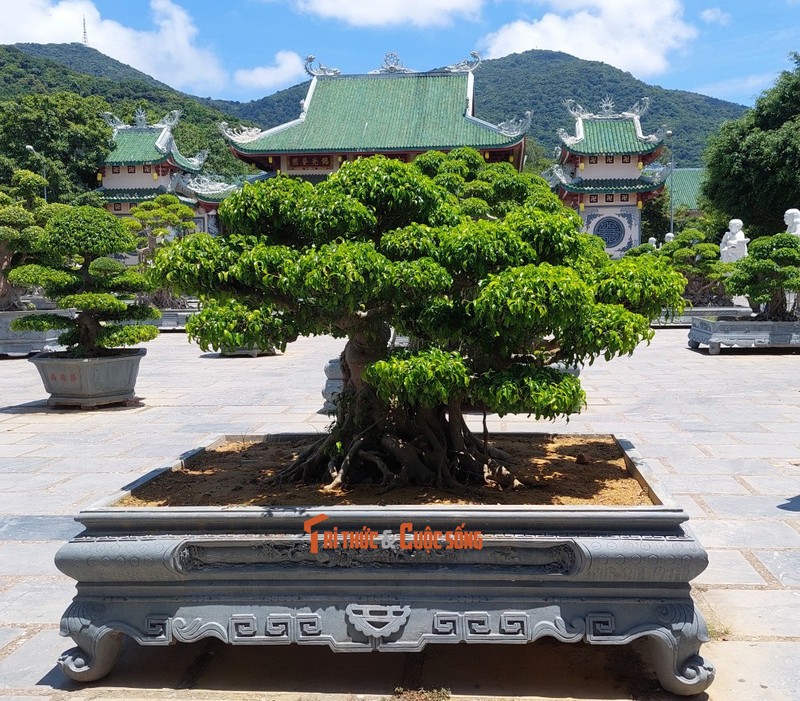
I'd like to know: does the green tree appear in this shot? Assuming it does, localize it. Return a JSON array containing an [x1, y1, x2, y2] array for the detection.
[[703, 54, 800, 236], [726, 233, 800, 320], [0, 92, 113, 203], [126, 194, 198, 259], [152, 151, 684, 491], [0, 169, 60, 310], [8, 205, 160, 356]]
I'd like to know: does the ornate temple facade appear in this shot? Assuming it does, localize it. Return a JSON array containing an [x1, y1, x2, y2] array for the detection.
[[547, 98, 669, 257], [219, 53, 529, 177], [95, 109, 214, 232]]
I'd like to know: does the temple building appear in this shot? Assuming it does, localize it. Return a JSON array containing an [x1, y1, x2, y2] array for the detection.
[[219, 53, 529, 178], [95, 109, 213, 231], [547, 98, 669, 257]]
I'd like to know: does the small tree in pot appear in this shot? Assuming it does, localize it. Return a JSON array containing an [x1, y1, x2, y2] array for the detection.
[[7, 205, 161, 406], [726, 233, 800, 320]]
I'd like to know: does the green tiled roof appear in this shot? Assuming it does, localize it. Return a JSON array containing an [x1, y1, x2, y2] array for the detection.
[[105, 128, 201, 173], [558, 177, 665, 194], [96, 187, 195, 206], [667, 168, 704, 210], [228, 73, 521, 154], [562, 117, 661, 156]]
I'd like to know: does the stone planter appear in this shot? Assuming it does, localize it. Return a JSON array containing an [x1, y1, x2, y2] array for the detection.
[[54, 433, 714, 695], [688, 317, 800, 355], [28, 348, 146, 408], [0, 310, 71, 356], [652, 306, 751, 328], [219, 346, 276, 357]]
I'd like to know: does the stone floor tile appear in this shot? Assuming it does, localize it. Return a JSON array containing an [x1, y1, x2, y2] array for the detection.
[[0, 578, 73, 625], [0, 543, 62, 576], [688, 519, 800, 548], [752, 550, 800, 586], [702, 589, 800, 637], [703, 495, 800, 519], [704, 641, 800, 701], [0, 629, 75, 690], [738, 474, 800, 495], [691, 549, 766, 586], [658, 475, 750, 495]]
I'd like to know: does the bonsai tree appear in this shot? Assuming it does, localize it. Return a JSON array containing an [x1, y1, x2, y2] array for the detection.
[[152, 151, 684, 491], [125, 194, 198, 308], [0, 169, 54, 310], [626, 228, 730, 307], [725, 233, 800, 320], [7, 205, 161, 357]]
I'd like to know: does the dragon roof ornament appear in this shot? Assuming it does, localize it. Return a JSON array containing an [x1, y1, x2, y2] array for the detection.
[[304, 55, 341, 77], [497, 110, 532, 137], [369, 52, 415, 74], [445, 51, 482, 73], [102, 109, 182, 132], [218, 122, 265, 144], [564, 96, 653, 120], [184, 150, 209, 169], [172, 173, 239, 199]]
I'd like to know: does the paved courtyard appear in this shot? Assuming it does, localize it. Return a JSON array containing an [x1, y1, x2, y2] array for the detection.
[[0, 328, 798, 700]]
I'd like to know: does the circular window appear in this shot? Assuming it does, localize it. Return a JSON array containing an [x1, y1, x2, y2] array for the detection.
[[593, 216, 626, 248]]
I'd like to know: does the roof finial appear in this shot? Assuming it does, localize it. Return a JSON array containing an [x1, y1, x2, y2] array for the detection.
[[369, 52, 415, 74], [304, 55, 341, 77]]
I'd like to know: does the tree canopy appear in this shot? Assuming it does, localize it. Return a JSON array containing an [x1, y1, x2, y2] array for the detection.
[[152, 149, 685, 492], [703, 54, 800, 236]]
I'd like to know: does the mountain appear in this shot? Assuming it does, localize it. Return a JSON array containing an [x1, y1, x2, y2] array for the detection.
[[0, 44, 253, 176], [7, 43, 748, 168]]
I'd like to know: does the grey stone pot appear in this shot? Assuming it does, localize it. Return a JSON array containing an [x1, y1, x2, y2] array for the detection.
[[688, 317, 800, 354], [0, 310, 71, 356], [54, 433, 714, 695], [28, 348, 146, 408]]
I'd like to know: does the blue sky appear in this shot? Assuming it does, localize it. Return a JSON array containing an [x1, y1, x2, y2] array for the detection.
[[1, 0, 799, 107]]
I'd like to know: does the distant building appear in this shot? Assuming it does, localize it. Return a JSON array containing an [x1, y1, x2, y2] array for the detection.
[[668, 168, 705, 217], [547, 98, 670, 257], [95, 108, 214, 232], [219, 53, 529, 178]]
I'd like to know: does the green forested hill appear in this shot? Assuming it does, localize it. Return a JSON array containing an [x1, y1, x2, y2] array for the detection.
[[6, 43, 748, 168], [0, 45, 252, 176]]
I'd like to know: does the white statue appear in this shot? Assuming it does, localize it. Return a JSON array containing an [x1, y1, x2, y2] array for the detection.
[[785, 208, 800, 235], [720, 219, 750, 262], [647, 236, 657, 247], [664, 232, 675, 243]]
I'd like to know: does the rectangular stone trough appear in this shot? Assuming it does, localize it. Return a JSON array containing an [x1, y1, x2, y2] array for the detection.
[[688, 317, 800, 354], [54, 433, 714, 696]]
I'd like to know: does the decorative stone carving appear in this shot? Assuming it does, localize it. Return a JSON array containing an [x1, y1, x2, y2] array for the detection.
[[304, 55, 341, 77], [445, 51, 482, 73], [497, 111, 532, 137], [218, 122, 265, 144], [369, 52, 415, 74], [720, 219, 750, 262]]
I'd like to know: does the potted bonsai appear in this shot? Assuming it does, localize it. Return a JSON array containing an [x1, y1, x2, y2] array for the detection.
[[54, 153, 713, 695], [0, 169, 72, 353], [627, 228, 742, 326], [8, 205, 161, 407], [688, 232, 800, 353], [125, 194, 199, 330]]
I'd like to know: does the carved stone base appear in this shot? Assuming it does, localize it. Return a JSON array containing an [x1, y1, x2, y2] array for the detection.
[[688, 317, 800, 354], [54, 433, 714, 695]]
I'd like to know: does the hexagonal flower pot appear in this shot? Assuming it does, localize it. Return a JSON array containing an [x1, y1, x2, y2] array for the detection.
[[0, 310, 71, 356], [54, 433, 714, 695], [688, 317, 800, 354], [28, 348, 146, 408]]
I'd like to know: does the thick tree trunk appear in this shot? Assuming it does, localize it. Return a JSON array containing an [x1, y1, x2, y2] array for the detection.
[[0, 243, 22, 311], [268, 324, 524, 493]]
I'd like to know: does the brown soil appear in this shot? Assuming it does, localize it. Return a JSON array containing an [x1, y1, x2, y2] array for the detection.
[[120, 433, 652, 508]]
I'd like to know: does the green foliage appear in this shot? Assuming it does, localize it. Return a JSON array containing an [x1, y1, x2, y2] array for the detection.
[[726, 233, 800, 320], [126, 194, 197, 254], [365, 349, 470, 408], [153, 150, 684, 423], [7, 204, 159, 356], [703, 54, 800, 235]]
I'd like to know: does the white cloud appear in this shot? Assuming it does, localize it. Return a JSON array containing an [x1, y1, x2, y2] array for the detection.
[[234, 51, 307, 91], [695, 72, 777, 101], [0, 0, 227, 94], [289, 0, 483, 27], [480, 0, 697, 77], [700, 8, 731, 25]]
